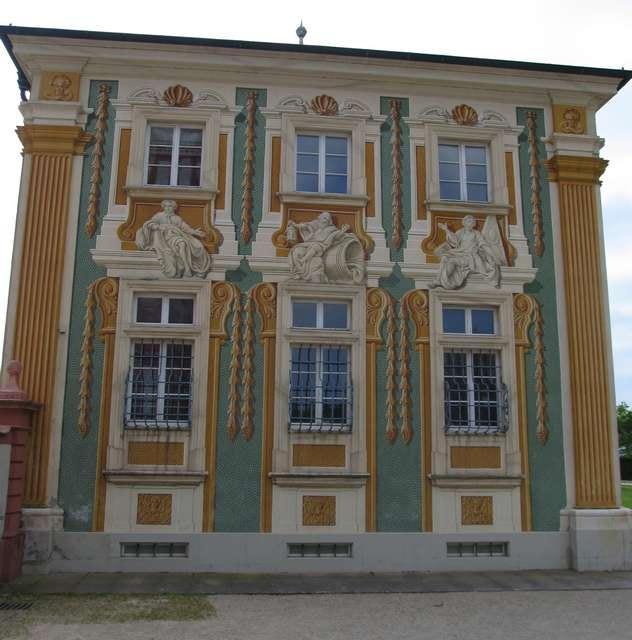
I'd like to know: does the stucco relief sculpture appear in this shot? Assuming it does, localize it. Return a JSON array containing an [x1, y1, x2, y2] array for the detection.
[[286, 212, 366, 284], [135, 199, 211, 278], [430, 215, 506, 289], [44, 73, 74, 101]]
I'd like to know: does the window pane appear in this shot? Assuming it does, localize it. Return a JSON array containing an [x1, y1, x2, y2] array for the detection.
[[297, 135, 319, 153], [466, 164, 487, 183], [325, 174, 348, 194], [177, 166, 200, 187], [292, 301, 318, 328], [164, 343, 193, 424], [179, 128, 202, 146], [148, 147, 173, 165], [147, 165, 171, 185], [465, 146, 486, 164], [323, 303, 348, 329], [149, 126, 173, 145], [473, 352, 499, 429], [129, 342, 161, 421], [290, 345, 317, 424], [439, 162, 460, 181], [439, 144, 459, 162], [471, 309, 495, 334], [178, 146, 202, 167], [168, 298, 194, 324], [136, 297, 162, 323], [297, 154, 319, 173], [325, 155, 347, 174], [467, 183, 488, 202], [443, 308, 466, 333], [444, 351, 469, 428], [325, 136, 347, 155], [440, 181, 461, 200], [322, 346, 350, 425], [297, 173, 318, 192]]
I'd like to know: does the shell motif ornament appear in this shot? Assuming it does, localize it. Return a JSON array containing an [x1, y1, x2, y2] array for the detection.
[[311, 94, 338, 116], [452, 104, 479, 126], [163, 84, 194, 107]]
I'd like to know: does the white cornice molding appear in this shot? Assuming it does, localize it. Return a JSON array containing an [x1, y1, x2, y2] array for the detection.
[[543, 133, 605, 158]]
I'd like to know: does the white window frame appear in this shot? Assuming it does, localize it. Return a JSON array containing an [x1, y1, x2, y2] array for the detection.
[[133, 294, 195, 326], [442, 306, 497, 336], [291, 299, 350, 331], [295, 133, 350, 195], [438, 142, 489, 203]]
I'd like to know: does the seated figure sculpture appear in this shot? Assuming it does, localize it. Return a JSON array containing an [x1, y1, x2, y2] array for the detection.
[[135, 199, 211, 278], [430, 214, 506, 289], [286, 211, 366, 284]]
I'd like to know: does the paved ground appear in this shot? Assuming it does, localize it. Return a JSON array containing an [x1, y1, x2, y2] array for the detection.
[[5, 570, 632, 594], [4, 591, 632, 640]]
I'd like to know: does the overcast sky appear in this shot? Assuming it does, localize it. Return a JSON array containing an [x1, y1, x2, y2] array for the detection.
[[1, 1, 631, 401]]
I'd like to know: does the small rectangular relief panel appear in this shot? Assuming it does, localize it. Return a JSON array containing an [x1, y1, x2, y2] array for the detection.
[[293, 444, 345, 468], [461, 496, 493, 526], [302, 496, 336, 526], [39, 71, 81, 102], [136, 494, 173, 525], [450, 446, 501, 469]]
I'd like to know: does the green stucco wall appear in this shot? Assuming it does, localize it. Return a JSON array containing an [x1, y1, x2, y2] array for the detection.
[[232, 88, 268, 256], [58, 80, 118, 530], [517, 107, 567, 530]]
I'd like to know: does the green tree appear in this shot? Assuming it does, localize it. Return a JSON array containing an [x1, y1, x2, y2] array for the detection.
[[617, 402, 632, 459]]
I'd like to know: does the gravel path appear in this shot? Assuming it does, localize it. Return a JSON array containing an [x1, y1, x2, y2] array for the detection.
[[21, 590, 632, 640]]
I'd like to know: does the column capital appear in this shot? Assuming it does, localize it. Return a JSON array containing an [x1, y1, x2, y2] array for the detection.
[[544, 154, 608, 184], [16, 124, 92, 155]]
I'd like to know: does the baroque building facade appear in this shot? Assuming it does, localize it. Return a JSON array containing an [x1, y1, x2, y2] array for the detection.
[[1, 25, 630, 572]]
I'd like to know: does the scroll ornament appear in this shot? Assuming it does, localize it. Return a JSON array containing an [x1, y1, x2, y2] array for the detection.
[[135, 199, 211, 278], [286, 212, 366, 284], [430, 215, 506, 289]]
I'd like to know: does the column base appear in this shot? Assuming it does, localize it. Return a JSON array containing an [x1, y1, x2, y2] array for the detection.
[[561, 508, 632, 571], [21, 506, 64, 570]]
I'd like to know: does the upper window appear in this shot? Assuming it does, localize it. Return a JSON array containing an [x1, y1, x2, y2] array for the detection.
[[135, 295, 194, 325], [439, 143, 488, 202], [296, 134, 349, 194], [442, 307, 495, 335], [145, 125, 203, 187], [292, 300, 349, 330]]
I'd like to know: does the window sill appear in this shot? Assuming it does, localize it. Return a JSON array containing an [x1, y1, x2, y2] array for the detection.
[[426, 199, 511, 216], [430, 474, 521, 489], [104, 470, 206, 486], [271, 472, 369, 488], [126, 184, 217, 202], [279, 191, 369, 208]]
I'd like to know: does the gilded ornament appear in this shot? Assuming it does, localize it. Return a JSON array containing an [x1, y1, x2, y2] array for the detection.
[[253, 282, 277, 335], [302, 496, 336, 526], [227, 285, 242, 441], [163, 84, 193, 107], [385, 293, 398, 443], [452, 104, 479, 126], [136, 494, 172, 525], [85, 83, 110, 239], [390, 99, 403, 250], [310, 94, 338, 116], [461, 496, 493, 525], [525, 111, 544, 257], [241, 289, 255, 441], [240, 91, 257, 244], [554, 105, 586, 135]]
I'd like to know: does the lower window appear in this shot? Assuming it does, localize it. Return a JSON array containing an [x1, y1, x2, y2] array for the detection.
[[443, 349, 508, 435], [125, 340, 193, 429], [289, 344, 352, 433]]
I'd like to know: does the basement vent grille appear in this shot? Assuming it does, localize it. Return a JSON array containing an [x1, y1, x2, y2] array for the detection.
[[0, 601, 33, 611], [287, 543, 352, 558], [447, 542, 509, 558], [120, 542, 188, 558]]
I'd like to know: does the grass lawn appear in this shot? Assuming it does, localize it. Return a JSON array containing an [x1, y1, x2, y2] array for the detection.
[[622, 485, 632, 508]]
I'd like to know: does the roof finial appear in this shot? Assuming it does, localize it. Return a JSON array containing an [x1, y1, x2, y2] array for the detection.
[[296, 20, 307, 45]]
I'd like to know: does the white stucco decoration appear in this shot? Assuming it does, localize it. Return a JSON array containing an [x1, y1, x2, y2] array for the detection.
[[430, 214, 506, 289], [340, 98, 372, 117], [194, 90, 229, 109], [135, 199, 211, 278], [275, 95, 309, 113], [480, 110, 510, 127], [127, 88, 160, 105], [417, 105, 451, 122], [286, 212, 366, 284]]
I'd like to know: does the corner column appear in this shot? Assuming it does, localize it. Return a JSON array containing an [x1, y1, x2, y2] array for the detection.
[[13, 125, 91, 507]]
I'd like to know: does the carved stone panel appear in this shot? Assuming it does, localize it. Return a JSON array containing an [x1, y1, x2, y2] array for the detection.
[[40, 71, 81, 102], [136, 494, 172, 525], [461, 496, 493, 526], [552, 105, 586, 135], [302, 496, 336, 526]]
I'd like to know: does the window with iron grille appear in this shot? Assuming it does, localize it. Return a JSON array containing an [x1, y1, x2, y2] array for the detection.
[[441, 306, 509, 435], [124, 339, 193, 429]]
